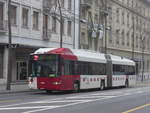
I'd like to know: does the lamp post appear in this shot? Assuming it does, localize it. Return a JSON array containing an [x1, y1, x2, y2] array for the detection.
[[6, 0, 12, 90]]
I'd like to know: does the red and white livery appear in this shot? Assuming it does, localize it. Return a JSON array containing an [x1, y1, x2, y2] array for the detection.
[[28, 48, 136, 92]]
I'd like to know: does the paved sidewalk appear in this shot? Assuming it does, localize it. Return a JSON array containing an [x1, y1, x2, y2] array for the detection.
[[0, 83, 32, 94], [136, 80, 150, 87]]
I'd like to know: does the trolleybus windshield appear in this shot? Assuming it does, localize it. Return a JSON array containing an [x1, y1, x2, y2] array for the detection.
[[29, 54, 59, 77]]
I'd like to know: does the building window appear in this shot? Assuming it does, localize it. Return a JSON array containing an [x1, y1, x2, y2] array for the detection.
[[16, 61, 28, 80], [43, 14, 48, 37], [81, 32, 85, 45], [127, 32, 130, 46], [33, 11, 39, 30], [0, 2, 4, 29], [52, 17, 57, 33], [43, 14, 48, 30], [108, 7, 112, 21], [61, 0, 65, 8], [10, 5, 17, 25], [68, 0, 72, 10], [81, 7, 86, 19], [127, 13, 129, 27], [0, 3, 3, 20], [148, 38, 150, 50], [121, 30, 125, 45], [22, 8, 28, 28], [147, 60, 149, 70], [136, 16, 138, 30], [67, 21, 72, 36], [136, 36, 138, 48], [127, 0, 129, 6], [109, 28, 112, 44], [94, 14, 98, 24], [0, 49, 3, 79], [62, 19, 65, 35], [116, 30, 120, 45], [122, 11, 125, 25], [131, 32, 134, 48], [116, 8, 119, 23]]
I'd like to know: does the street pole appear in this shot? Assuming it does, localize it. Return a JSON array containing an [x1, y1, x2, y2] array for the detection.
[[104, 0, 107, 54], [141, 38, 145, 82], [58, 0, 63, 48], [132, 15, 135, 60], [6, 0, 12, 90], [73, 0, 76, 49], [78, 0, 81, 49]]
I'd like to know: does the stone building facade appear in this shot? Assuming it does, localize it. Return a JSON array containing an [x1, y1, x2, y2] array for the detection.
[[0, 0, 78, 85], [80, 0, 150, 77]]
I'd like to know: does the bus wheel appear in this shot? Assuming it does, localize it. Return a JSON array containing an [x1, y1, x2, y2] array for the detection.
[[46, 90, 52, 93], [73, 82, 80, 93], [125, 80, 129, 88], [100, 81, 105, 90]]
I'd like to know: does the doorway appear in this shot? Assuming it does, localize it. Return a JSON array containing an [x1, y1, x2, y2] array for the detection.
[[16, 61, 28, 80]]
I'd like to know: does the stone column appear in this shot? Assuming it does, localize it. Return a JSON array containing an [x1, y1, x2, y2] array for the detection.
[[2, 47, 8, 84]]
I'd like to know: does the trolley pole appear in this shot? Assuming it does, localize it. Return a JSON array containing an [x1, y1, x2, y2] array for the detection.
[[6, 0, 12, 90]]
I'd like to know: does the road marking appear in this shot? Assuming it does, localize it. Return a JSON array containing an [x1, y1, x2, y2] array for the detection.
[[67, 95, 115, 99], [0, 97, 63, 108], [22, 98, 105, 113], [32, 99, 90, 103], [122, 103, 150, 113], [0, 87, 150, 112], [0, 106, 58, 110], [0, 99, 20, 103]]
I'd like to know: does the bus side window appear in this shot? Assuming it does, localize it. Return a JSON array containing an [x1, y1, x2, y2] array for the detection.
[[125, 66, 135, 75], [64, 60, 75, 75], [64, 60, 70, 75]]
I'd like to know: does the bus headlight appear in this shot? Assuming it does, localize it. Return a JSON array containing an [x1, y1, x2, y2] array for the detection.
[[52, 81, 62, 85], [29, 78, 33, 84]]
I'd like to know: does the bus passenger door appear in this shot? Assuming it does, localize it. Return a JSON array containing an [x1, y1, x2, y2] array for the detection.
[[105, 55, 112, 87]]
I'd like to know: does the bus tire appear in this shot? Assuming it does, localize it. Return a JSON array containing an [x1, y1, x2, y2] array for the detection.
[[73, 82, 80, 93], [46, 90, 52, 93], [125, 80, 129, 88], [100, 80, 105, 90]]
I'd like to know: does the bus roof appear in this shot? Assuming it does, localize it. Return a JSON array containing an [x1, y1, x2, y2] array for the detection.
[[70, 49, 107, 63], [110, 54, 135, 66], [33, 48, 135, 65], [33, 48, 106, 63]]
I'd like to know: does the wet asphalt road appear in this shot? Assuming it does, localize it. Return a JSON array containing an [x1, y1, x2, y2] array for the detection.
[[0, 86, 150, 113]]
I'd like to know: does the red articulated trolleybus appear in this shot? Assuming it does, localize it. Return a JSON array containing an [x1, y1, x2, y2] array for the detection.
[[28, 48, 136, 92]]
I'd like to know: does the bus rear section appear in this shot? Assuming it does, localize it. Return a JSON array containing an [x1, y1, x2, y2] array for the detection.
[[28, 54, 80, 91]]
